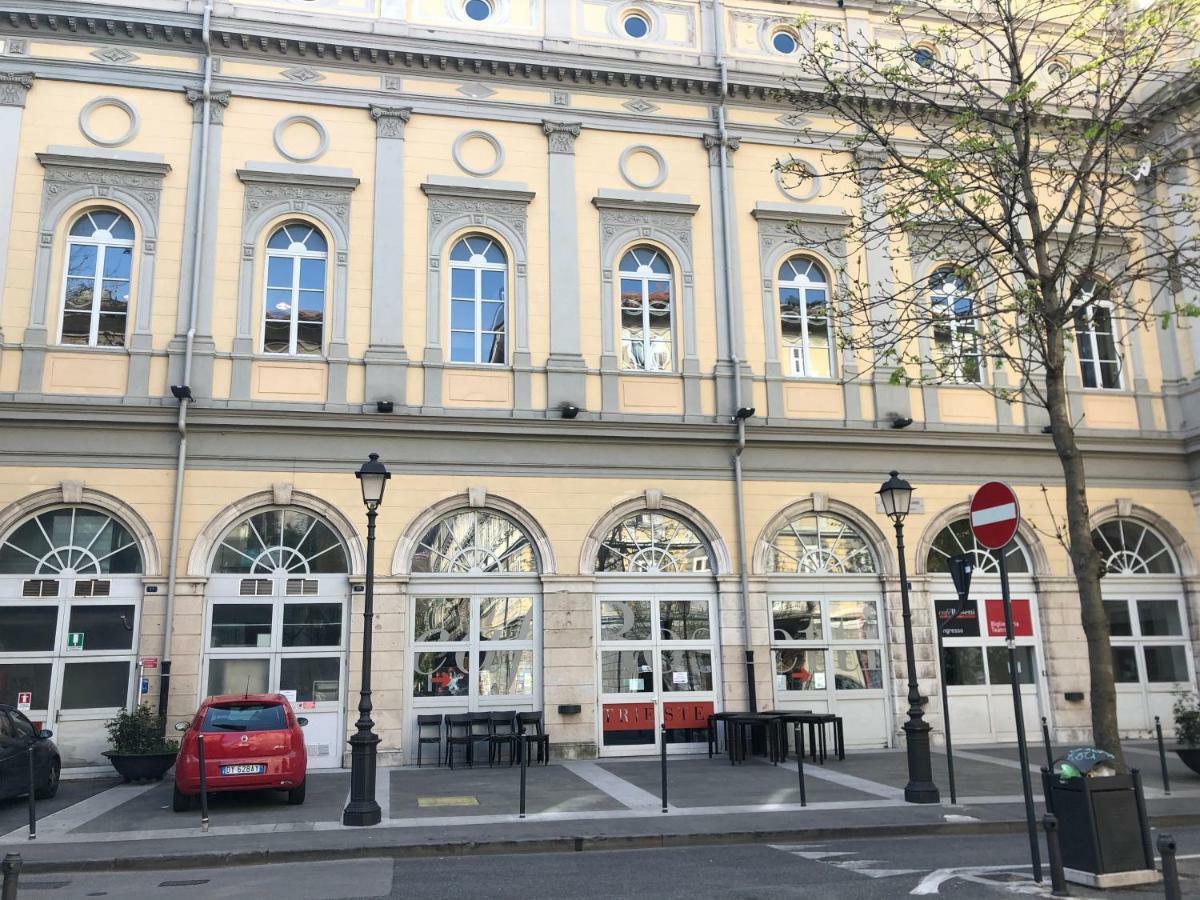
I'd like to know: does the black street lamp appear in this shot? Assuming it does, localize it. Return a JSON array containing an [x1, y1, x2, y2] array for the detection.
[[343, 452, 391, 827], [878, 470, 940, 804]]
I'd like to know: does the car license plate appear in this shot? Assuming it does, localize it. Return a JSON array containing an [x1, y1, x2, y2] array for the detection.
[[220, 764, 266, 775]]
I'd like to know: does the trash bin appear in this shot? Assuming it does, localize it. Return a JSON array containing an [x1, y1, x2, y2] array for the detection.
[[1042, 748, 1155, 879]]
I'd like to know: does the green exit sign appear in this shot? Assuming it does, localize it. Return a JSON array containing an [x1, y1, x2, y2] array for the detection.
[[67, 632, 85, 650]]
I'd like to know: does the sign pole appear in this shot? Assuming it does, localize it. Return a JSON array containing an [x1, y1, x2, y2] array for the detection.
[[999, 548, 1042, 884]]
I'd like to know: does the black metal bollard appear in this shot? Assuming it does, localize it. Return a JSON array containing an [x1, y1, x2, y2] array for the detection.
[[1041, 717, 1054, 771], [1154, 716, 1171, 796], [1042, 813, 1069, 897], [26, 748, 36, 841], [1, 852, 21, 900], [519, 726, 528, 819], [197, 733, 210, 833], [660, 724, 668, 813], [1158, 832, 1181, 900], [793, 723, 806, 808]]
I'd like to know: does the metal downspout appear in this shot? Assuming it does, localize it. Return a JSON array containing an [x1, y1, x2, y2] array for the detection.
[[712, 0, 756, 710], [159, 0, 214, 718]]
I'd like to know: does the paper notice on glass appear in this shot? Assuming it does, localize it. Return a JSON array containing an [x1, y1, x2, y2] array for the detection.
[[672, 671, 688, 685], [775, 674, 786, 691], [280, 689, 297, 704], [628, 678, 642, 692], [812, 673, 826, 690]]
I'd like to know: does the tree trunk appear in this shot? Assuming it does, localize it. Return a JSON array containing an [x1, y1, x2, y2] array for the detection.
[[1043, 338, 1125, 769]]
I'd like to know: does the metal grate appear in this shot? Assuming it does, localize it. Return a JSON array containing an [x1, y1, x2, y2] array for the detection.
[[74, 579, 111, 597], [239, 578, 273, 596], [21, 579, 59, 598], [286, 578, 318, 596]]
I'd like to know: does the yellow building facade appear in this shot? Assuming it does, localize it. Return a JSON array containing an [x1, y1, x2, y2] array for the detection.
[[0, 0, 1197, 769]]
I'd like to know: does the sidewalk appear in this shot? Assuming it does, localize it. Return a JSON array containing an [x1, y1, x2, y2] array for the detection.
[[3, 742, 1197, 874]]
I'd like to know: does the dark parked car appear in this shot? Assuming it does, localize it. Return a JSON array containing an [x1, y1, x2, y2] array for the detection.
[[0, 704, 60, 802]]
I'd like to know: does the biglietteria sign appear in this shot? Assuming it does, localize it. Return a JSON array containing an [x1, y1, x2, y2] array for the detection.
[[969, 481, 1020, 550]]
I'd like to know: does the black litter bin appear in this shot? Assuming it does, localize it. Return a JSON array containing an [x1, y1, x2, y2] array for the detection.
[[1042, 748, 1155, 878]]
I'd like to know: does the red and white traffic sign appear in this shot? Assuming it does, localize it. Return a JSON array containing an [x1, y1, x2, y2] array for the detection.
[[970, 481, 1020, 550]]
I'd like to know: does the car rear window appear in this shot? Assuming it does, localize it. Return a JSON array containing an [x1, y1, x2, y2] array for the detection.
[[201, 702, 287, 732]]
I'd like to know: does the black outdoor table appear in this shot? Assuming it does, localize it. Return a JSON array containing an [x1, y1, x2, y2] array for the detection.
[[792, 712, 844, 763], [726, 713, 785, 766], [706, 711, 743, 758], [758, 710, 813, 762]]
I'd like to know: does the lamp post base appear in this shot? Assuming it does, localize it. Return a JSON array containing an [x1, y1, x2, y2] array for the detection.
[[902, 717, 940, 805], [342, 729, 381, 827], [342, 801, 382, 827], [904, 782, 941, 804]]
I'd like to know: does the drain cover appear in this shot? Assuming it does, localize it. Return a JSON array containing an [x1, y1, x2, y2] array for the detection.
[[158, 880, 211, 887], [417, 796, 479, 808], [20, 882, 70, 891]]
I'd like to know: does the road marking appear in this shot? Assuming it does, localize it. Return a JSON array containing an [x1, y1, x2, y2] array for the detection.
[[933, 747, 1040, 773], [770, 758, 907, 799], [560, 760, 665, 811], [773, 845, 924, 880], [0, 781, 160, 841], [912, 864, 1033, 895]]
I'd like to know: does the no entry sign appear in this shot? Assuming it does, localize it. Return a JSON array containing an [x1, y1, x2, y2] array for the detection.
[[970, 481, 1020, 550]]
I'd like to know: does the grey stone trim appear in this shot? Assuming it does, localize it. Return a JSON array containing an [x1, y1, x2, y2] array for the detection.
[[543, 121, 587, 410], [420, 178, 535, 410], [183, 87, 231, 125], [364, 105, 412, 406], [592, 191, 701, 417], [22, 148, 171, 397], [0, 72, 34, 107], [751, 203, 851, 422], [230, 165, 360, 404]]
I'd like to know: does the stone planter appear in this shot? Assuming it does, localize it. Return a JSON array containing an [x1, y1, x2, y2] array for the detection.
[[102, 750, 177, 783], [1175, 747, 1200, 776]]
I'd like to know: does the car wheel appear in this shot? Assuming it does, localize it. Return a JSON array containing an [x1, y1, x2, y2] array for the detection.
[[286, 780, 306, 805], [172, 785, 192, 813], [34, 759, 60, 800]]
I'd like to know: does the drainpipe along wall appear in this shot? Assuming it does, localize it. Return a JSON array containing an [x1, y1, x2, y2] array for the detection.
[[712, 0, 757, 711], [159, 0, 214, 719]]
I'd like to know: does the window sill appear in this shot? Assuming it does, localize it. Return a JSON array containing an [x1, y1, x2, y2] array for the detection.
[[256, 353, 328, 363], [618, 368, 679, 377], [52, 344, 129, 356], [446, 361, 510, 370], [783, 375, 837, 383]]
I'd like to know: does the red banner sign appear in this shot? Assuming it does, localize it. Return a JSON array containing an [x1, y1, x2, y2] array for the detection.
[[985, 598, 1033, 637], [602, 703, 655, 732], [663, 701, 714, 730]]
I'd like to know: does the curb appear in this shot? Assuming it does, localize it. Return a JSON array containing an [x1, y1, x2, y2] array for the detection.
[[18, 813, 1200, 874]]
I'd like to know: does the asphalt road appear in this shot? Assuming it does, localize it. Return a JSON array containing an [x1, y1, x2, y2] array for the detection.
[[8, 827, 1200, 898]]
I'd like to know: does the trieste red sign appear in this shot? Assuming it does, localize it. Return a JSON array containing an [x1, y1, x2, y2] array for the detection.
[[970, 481, 1020, 550], [602, 703, 655, 732], [663, 701, 714, 730], [985, 599, 1033, 637]]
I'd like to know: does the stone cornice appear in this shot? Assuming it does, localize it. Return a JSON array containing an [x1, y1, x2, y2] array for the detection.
[[36, 148, 171, 178]]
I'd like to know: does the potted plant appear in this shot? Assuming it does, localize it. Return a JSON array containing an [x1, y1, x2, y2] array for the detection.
[[103, 704, 179, 783], [1174, 693, 1200, 776]]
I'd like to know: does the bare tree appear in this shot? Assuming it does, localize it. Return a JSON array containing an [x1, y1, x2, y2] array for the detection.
[[779, 0, 1200, 764]]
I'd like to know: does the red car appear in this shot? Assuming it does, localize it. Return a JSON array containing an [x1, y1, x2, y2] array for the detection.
[[173, 694, 308, 812]]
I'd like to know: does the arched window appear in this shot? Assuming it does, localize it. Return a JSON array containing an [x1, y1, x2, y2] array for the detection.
[[262, 222, 327, 356], [0, 507, 142, 575], [766, 513, 877, 574], [211, 509, 348, 575], [60, 208, 134, 348], [619, 246, 674, 372], [930, 266, 981, 383], [1072, 280, 1122, 389], [412, 510, 537, 574], [778, 257, 832, 378], [596, 512, 711, 573], [927, 517, 1030, 574], [1092, 519, 1177, 575], [449, 234, 507, 365]]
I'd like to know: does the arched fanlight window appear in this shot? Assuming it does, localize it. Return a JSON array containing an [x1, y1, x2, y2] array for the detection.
[[927, 517, 1031, 574], [930, 266, 982, 384], [619, 246, 674, 372], [596, 512, 712, 574], [411, 510, 537, 574], [0, 507, 142, 575], [60, 208, 135, 348], [1091, 519, 1178, 575], [778, 257, 833, 378], [263, 222, 328, 356], [211, 509, 348, 575], [767, 513, 877, 574], [449, 234, 507, 365]]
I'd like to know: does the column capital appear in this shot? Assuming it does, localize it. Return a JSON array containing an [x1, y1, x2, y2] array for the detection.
[[702, 133, 740, 166], [370, 105, 412, 139], [0, 73, 34, 108], [184, 88, 232, 125], [543, 120, 582, 154]]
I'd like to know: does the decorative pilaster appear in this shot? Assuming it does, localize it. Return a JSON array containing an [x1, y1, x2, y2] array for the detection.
[[0, 73, 33, 356], [543, 121, 587, 412], [364, 106, 413, 406], [169, 88, 231, 399]]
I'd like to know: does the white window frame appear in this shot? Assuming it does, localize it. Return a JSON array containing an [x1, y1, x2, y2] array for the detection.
[[57, 209, 135, 349], [929, 267, 983, 385], [618, 246, 675, 373], [1105, 593, 1194, 688], [260, 222, 328, 357], [448, 234, 508, 366], [778, 256, 835, 379], [769, 592, 886, 698], [1072, 297, 1123, 390]]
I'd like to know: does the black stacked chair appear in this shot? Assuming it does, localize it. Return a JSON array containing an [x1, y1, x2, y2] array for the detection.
[[517, 711, 551, 764], [488, 711, 520, 766], [445, 713, 472, 768], [466, 712, 493, 766], [416, 714, 443, 767]]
